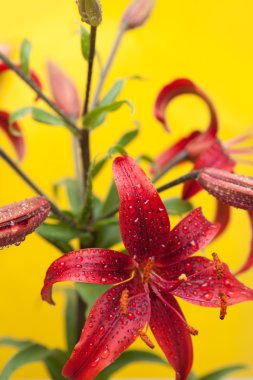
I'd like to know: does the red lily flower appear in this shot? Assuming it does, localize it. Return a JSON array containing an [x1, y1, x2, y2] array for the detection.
[[0, 196, 50, 249], [153, 78, 253, 273], [41, 155, 253, 380]]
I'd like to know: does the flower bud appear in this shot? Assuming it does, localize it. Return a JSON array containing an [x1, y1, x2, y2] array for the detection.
[[76, 0, 102, 26], [0, 196, 50, 249], [121, 0, 155, 30], [197, 168, 253, 210]]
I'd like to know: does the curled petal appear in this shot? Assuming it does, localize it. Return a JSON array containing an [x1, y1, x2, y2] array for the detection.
[[113, 155, 171, 265], [183, 139, 236, 199], [0, 110, 25, 161], [154, 78, 218, 134], [121, 0, 155, 30], [63, 279, 149, 380], [156, 208, 219, 266], [236, 211, 253, 275], [150, 290, 192, 380], [150, 131, 200, 175], [213, 200, 230, 239], [0, 196, 50, 249], [41, 249, 134, 305], [197, 168, 253, 210], [162, 256, 253, 307], [47, 62, 81, 119]]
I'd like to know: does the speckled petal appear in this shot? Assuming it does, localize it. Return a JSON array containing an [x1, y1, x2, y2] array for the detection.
[[0, 196, 50, 249], [62, 279, 149, 380], [0, 110, 25, 161], [159, 256, 253, 307], [156, 208, 219, 266], [154, 78, 218, 134], [113, 155, 171, 264], [41, 249, 134, 305], [47, 61, 81, 119], [150, 290, 193, 380]]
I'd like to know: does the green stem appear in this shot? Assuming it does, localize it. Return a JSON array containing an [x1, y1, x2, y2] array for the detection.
[[0, 148, 80, 228], [152, 151, 188, 183], [0, 52, 81, 137]]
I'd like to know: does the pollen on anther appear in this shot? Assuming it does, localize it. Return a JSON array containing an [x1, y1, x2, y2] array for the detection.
[[178, 273, 188, 282], [212, 253, 224, 280], [138, 329, 155, 349], [219, 292, 228, 320], [120, 289, 129, 316], [186, 324, 198, 336]]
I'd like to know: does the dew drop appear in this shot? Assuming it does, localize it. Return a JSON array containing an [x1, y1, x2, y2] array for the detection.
[[101, 348, 110, 359], [127, 312, 135, 320], [190, 240, 198, 251], [203, 292, 213, 301], [75, 264, 82, 269], [99, 326, 105, 335], [91, 357, 100, 367], [76, 256, 83, 263]]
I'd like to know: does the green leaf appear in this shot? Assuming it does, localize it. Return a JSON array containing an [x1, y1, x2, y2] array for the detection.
[[136, 154, 154, 164], [37, 223, 90, 243], [76, 283, 111, 318], [92, 216, 118, 231], [99, 79, 125, 106], [44, 349, 68, 380], [163, 197, 193, 215], [9, 107, 31, 126], [20, 39, 31, 75], [116, 128, 139, 147], [95, 223, 121, 249], [96, 350, 167, 380], [187, 372, 197, 380], [98, 180, 119, 218], [80, 26, 90, 60], [84, 100, 132, 130], [92, 156, 108, 178], [65, 290, 78, 354], [198, 365, 246, 380], [31, 107, 64, 126], [108, 144, 127, 157], [0, 337, 31, 349], [53, 178, 83, 215], [78, 163, 94, 225]]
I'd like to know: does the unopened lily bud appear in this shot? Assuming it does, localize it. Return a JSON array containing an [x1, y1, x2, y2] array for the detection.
[[76, 0, 102, 26], [0, 196, 50, 249], [197, 168, 253, 211], [121, 0, 155, 30]]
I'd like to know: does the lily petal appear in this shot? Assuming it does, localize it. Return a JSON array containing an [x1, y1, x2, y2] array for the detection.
[[214, 200, 230, 239], [151, 131, 200, 175], [236, 211, 253, 275], [0, 110, 25, 161], [183, 139, 236, 199], [0, 196, 50, 249], [156, 208, 219, 266], [47, 61, 81, 119], [113, 155, 171, 264], [154, 78, 218, 134], [163, 256, 253, 307], [150, 290, 192, 380], [63, 279, 149, 380], [41, 249, 134, 305]]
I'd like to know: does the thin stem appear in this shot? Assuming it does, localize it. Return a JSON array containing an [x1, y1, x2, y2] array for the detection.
[[91, 25, 125, 107], [0, 148, 79, 228], [156, 170, 201, 193], [0, 52, 80, 137], [152, 150, 188, 183]]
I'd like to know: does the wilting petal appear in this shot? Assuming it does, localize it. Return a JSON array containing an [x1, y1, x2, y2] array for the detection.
[[0, 196, 50, 249], [63, 279, 149, 380], [0, 110, 25, 160], [236, 211, 253, 275], [121, 0, 155, 30], [197, 168, 253, 210], [151, 131, 200, 175], [156, 208, 219, 266], [113, 155, 171, 265], [150, 290, 192, 380], [154, 78, 218, 134], [162, 256, 253, 307], [183, 139, 236, 199], [41, 249, 134, 305], [214, 200, 230, 239], [47, 62, 81, 119]]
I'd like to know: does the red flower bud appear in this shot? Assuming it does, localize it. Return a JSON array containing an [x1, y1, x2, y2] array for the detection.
[[0, 196, 50, 249], [121, 0, 155, 30], [197, 168, 253, 210]]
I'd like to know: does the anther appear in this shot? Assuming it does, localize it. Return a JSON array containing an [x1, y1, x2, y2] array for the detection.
[[138, 329, 155, 349], [120, 289, 129, 316], [178, 273, 188, 281], [212, 253, 224, 280], [186, 324, 199, 336], [142, 257, 155, 284], [219, 292, 228, 320]]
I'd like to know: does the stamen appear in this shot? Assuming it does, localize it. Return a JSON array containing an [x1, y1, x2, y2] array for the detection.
[[212, 253, 224, 279], [120, 289, 129, 316], [142, 257, 155, 284], [178, 273, 188, 281], [138, 329, 155, 349], [219, 292, 228, 320], [186, 325, 199, 336]]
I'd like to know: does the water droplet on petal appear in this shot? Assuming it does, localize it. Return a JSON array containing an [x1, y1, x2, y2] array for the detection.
[[99, 326, 105, 334], [101, 348, 110, 359], [76, 256, 83, 263], [91, 357, 100, 367]]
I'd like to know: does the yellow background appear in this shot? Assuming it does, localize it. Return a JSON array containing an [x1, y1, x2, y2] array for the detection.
[[1, 0, 253, 378]]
